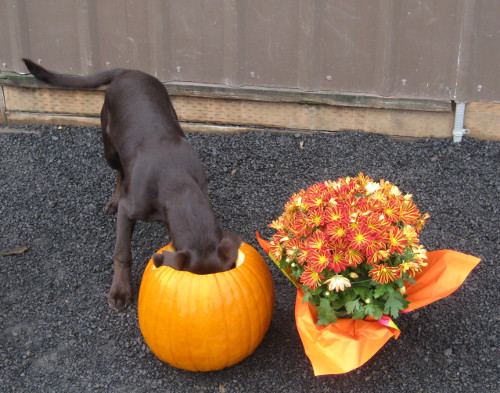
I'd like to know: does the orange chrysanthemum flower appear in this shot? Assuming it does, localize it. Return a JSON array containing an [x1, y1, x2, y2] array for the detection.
[[368, 263, 399, 284], [399, 201, 420, 225], [328, 251, 348, 273], [365, 212, 389, 233], [304, 183, 328, 207], [269, 216, 286, 230], [415, 213, 430, 232], [386, 227, 409, 255], [300, 267, 324, 290], [356, 172, 371, 187], [284, 192, 308, 213], [308, 250, 331, 272], [306, 231, 329, 251], [412, 244, 429, 263], [366, 248, 391, 264], [269, 240, 284, 261], [324, 205, 344, 223], [287, 219, 311, 237], [284, 237, 304, 257], [326, 222, 348, 241], [348, 225, 375, 251], [345, 248, 364, 267], [305, 208, 325, 228], [383, 201, 400, 223], [403, 225, 419, 246], [398, 261, 423, 278], [297, 247, 311, 265]]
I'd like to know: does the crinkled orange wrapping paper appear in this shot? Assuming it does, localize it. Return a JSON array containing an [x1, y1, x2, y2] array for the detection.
[[403, 249, 480, 312], [295, 290, 401, 376], [255, 234, 481, 376], [296, 250, 480, 375]]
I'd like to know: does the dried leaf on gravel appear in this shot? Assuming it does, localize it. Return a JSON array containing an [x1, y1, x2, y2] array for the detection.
[[1, 246, 28, 256]]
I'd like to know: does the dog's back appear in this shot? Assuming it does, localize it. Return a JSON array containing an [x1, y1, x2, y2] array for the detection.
[[102, 69, 183, 143]]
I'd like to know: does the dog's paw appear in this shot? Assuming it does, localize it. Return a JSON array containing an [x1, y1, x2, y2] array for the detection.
[[107, 283, 131, 311]]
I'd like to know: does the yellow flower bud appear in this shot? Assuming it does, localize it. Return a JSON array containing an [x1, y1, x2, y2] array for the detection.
[[349, 272, 359, 279]]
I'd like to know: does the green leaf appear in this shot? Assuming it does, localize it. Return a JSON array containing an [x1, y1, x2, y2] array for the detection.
[[345, 299, 361, 315], [392, 253, 402, 265], [302, 289, 321, 307], [364, 302, 384, 320], [352, 309, 367, 319], [401, 248, 415, 261], [373, 283, 393, 299], [302, 291, 312, 304], [316, 317, 332, 326], [383, 292, 409, 319], [312, 286, 325, 296], [317, 298, 337, 325], [352, 285, 371, 299]]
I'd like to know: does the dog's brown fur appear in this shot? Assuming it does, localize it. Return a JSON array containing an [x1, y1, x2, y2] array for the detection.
[[23, 59, 241, 311]]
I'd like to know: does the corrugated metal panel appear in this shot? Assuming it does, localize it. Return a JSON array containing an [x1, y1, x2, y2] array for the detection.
[[292, 0, 462, 99], [454, 0, 500, 101], [0, 0, 498, 102]]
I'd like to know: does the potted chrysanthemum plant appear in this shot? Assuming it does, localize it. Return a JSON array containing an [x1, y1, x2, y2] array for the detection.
[[257, 173, 480, 375], [267, 173, 429, 325]]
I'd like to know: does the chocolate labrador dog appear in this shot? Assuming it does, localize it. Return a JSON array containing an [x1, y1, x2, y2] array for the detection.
[[23, 59, 241, 311]]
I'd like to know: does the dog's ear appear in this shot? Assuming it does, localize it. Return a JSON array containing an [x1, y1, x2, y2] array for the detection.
[[152, 250, 188, 270], [217, 232, 242, 270], [159, 250, 189, 271], [152, 252, 165, 268]]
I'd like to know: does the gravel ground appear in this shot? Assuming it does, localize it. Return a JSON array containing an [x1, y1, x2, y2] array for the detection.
[[1, 124, 498, 393]]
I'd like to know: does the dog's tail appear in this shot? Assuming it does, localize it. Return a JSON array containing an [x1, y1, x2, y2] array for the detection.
[[22, 58, 124, 89]]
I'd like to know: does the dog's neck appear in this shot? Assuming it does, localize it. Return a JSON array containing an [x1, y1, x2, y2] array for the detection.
[[165, 186, 223, 254]]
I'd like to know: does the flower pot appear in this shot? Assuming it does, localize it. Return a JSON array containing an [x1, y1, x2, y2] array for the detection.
[[256, 174, 481, 375], [138, 242, 274, 371], [293, 250, 480, 375], [295, 289, 400, 375]]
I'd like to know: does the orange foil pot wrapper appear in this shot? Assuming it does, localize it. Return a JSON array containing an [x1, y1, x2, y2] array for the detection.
[[256, 233, 480, 376]]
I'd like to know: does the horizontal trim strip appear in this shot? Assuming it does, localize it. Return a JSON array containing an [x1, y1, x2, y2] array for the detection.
[[1, 72, 451, 112]]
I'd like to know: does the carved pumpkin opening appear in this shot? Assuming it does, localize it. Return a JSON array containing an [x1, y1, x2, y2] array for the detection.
[[151, 243, 246, 271]]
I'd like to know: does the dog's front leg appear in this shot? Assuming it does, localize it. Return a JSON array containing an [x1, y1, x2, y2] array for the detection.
[[108, 208, 136, 311]]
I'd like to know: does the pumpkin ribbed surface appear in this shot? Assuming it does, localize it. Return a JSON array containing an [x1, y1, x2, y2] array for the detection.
[[138, 242, 274, 371]]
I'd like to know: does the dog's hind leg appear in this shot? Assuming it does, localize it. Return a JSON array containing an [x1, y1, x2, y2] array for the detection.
[[105, 171, 123, 214], [108, 207, 136, 311], [101, 105, 122, 214]]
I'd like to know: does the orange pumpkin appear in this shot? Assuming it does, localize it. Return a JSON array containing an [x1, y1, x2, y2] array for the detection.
[[138, 242, 274, 371]]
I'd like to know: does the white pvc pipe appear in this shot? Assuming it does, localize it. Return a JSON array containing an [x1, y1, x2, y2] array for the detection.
[[452, 102, 469, 143]]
